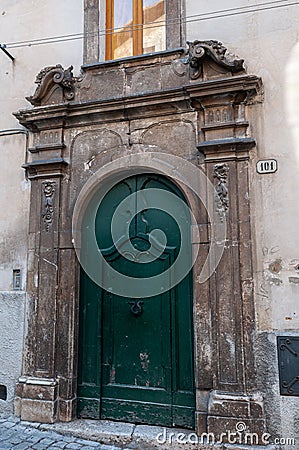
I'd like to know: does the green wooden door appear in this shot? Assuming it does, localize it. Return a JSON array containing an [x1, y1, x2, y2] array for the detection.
[[78, 174, 195, 428]]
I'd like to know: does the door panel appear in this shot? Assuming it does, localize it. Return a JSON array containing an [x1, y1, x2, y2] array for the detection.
[[78, 174, 195, 428]]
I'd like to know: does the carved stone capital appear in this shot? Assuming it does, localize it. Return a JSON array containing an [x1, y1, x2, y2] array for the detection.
[[187, 40, 245, 80], [26, 65, 76, 106], [22, 157, 68, 179]]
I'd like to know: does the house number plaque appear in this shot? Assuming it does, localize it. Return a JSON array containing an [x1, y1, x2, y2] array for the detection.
[[256, 159, 277, 174]]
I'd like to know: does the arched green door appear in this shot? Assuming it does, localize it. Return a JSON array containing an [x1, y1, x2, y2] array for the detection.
[[77, 174, 195, 428]]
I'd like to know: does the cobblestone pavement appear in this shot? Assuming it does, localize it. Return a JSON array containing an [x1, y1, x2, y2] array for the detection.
[[0, 415, 120, 450]]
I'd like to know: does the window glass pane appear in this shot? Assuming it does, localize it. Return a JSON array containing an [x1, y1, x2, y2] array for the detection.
[[113, 0, 133, 59], [114, 0, 133, 28], [143, 0, 165, 54]]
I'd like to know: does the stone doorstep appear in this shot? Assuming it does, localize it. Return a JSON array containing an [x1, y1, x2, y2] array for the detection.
[[39, 419, 278, 450]]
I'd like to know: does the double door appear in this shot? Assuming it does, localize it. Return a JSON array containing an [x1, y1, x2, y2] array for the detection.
[[78, 174, 195, 428]]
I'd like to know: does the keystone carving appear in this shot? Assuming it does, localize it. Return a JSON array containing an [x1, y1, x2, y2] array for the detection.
[[187, 40, 244, 80], [26, 65, 75, 106], [213, 163, 229, 222]]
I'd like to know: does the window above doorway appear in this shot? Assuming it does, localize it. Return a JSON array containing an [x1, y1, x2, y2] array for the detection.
[[105, 0, 166, 60], [84, 0, 184, 64]]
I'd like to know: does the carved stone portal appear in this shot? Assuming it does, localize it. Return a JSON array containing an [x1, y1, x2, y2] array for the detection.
[[14, 42, 264, 438]]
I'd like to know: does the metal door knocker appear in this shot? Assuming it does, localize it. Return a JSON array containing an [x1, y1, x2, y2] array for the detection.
[[128, 300, 144, 316]]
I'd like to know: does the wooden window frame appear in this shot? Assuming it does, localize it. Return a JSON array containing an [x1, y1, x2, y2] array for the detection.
[[105, 0, 147, 61], [83, 0, 184, 64]]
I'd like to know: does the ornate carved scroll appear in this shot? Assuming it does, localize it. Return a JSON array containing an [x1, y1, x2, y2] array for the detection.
[[26, 65, 75, 106], [187, 40, 244, 80]]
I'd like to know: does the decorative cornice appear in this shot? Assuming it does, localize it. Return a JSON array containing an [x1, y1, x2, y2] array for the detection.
[[197, 137, 256, 150], [14, 75, 262, 131], [22, 157, 68, 179], [185, 75, 262, 98], [197, 138, 256, 161], [28, 143, 65, 153], [186, 40, 245, 80], [82, 47, 185, 71], [26, 65, 76, 106]]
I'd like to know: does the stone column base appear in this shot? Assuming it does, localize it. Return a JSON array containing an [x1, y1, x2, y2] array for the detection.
[[14, 376, 76, 423], [206, 391, 267, 444]]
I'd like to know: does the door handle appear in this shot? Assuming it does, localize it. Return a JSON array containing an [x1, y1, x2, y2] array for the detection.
[[128, 300, 144, 316]]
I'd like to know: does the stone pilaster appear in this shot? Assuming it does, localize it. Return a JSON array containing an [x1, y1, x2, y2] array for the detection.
[[192, 86, 263, 437], [15, 130, 69, 423], [83, 0, 99, 65]]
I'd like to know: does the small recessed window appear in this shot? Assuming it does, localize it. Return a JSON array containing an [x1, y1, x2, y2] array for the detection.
[[0, 385, 7, 401], [13, 269, 21, 290]]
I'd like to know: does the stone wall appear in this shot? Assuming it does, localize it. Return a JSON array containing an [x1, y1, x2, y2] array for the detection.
[[187, 1, 299, 444], [0, 0, 83, 415]]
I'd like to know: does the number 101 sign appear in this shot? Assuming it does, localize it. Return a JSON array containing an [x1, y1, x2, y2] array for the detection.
[[256, 159, 277, 174]]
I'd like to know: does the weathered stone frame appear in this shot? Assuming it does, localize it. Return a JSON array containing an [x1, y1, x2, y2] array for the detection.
[[83, 0, 185, 64], [14, 46, 265, 437]]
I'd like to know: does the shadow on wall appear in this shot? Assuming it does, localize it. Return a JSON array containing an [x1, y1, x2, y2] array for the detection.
[[285, 40, 299, 165]]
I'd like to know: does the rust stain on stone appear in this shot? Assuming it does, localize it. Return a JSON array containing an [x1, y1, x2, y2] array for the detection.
[[268, 258, 282, 274]]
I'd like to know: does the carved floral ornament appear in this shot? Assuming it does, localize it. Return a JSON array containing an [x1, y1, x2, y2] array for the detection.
[[42, 181, 56, 232], [213, 163, 229, 222]]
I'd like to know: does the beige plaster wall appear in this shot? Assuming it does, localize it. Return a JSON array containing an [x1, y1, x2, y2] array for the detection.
[[186, 0, 299, 332], [0, 0, 83, 414], [186, 1, 299, 444]]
